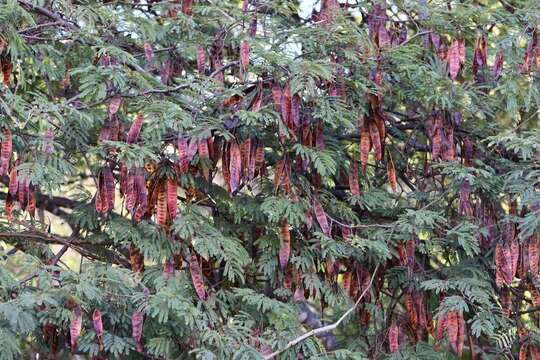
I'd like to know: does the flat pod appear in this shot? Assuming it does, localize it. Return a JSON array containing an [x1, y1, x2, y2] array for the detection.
[[131, 310, 144, 352], [69, 306, 82, 352], [127, 113, 144, 144], [368, 121, 382, 161], [156, 182, 167, 226], [386, 152, 397, 192], [312, 199, 330, 236], [189, 253, 208, 301], [448, 39, 461, 79], [166, 179, 177, 220], [229, 141, 242, 193], [360, 120, 371, 170], [1, 127, 12, 175], [197, 47, 206, 74], [279, 219, 291, 269], [388, 323, 399, 352], [348, 160, 361, 196], [93, 309, 104, 337]]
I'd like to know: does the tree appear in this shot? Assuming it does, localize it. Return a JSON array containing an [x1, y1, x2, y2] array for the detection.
[[0, 0, 539, 358]]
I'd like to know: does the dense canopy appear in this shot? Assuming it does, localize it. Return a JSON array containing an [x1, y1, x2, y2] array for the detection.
[[0, 0, 539, 359]]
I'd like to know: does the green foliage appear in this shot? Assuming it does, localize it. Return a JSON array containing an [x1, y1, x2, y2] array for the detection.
[[0, 0, 539, 359]]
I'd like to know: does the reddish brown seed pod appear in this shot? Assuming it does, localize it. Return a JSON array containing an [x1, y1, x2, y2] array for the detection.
[[103, 167, 115, 211], [229, 141, 241, 193], [1, 127, 12, 175], [108, 96, 122, 116], [435, 312, 447, 345], [70, 306, 82, 352], [495, 242, 504, 287], [448, 39, 461, 79], [360, 120, 371, 171], [177, 136, 189, 173], [404, 293, 417, 331], [93, 309, 104, 339], [388, 323, 399, 352], [530, 235, 540, 275], [8, 165, 17, 195], [166, 179, 177, 220], [240, 138, 251, 177], [189, 252, 208, 301], [386, 151, 397, 192], [240, 39, 249, 74], [348, 160, 361, 196], [131, 310, 144, 353], [182, 0, 193, 16], [532, 346, 540, 360], [127, 112, 144, 144], [492, 50, 504, 79], [369, 121, 382, 161], [279, 219, 291, 269], [197, 47, 206, 74], [156, 183, 167, 226], [271, 81, 282, 111], [312, 199, 330, 236], [446, 310, 459, 350], [1, 58, 12, 86]]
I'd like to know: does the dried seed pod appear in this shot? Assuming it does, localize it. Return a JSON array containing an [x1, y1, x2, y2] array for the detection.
[[1, 127, 12, 175], [386, 151, 397, 192], [127, 113, 144, 144], [156, 182, 167, 226], [70, 306, 82, 352], [229, 141, 241, 193], [189, 252, 208, 301], [388, 323, 399, 352], [313, 199, 330, 236], [279, 219, 291, 269], [348, 160, 361, 196], [131, 310, 144, 352]]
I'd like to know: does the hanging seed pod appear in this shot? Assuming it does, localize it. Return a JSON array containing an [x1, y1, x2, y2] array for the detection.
[[189, 252, 208, 301], [1, 127, 12, 175], [131, 310, 144, 352], [69, 306, 82, 353], [127, 113, 144, 144], [279, 219, 291, 269], [229, 141, 241, 193], [313, 199, 330, 236], [348, 160, 361, 196]]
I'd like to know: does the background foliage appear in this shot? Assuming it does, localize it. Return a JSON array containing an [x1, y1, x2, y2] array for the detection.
[[0, 0, 539, 359]]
